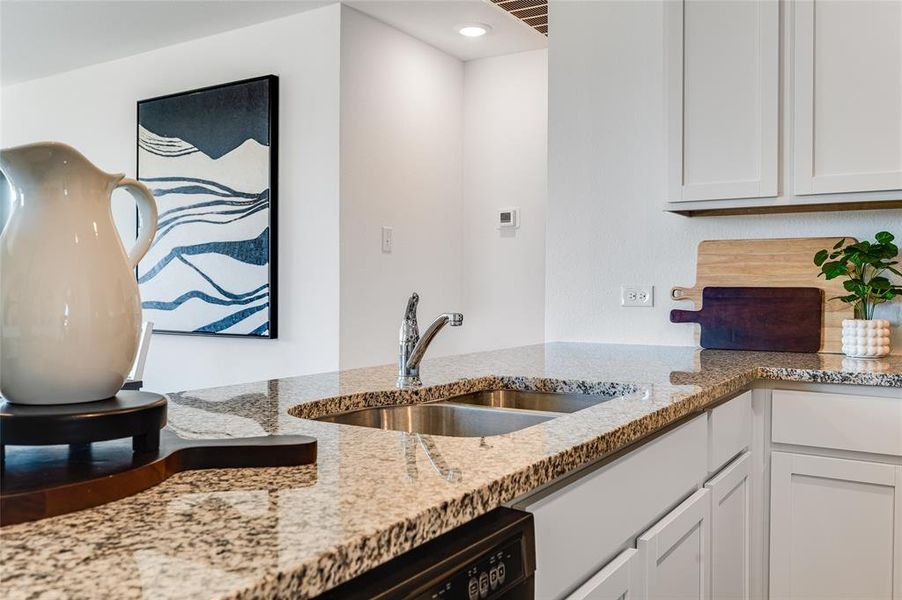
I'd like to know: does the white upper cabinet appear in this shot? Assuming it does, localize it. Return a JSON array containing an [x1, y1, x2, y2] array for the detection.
[[664, 0, 902, 214], [666, 0, 779, 202], [792, 0, 902, 195]]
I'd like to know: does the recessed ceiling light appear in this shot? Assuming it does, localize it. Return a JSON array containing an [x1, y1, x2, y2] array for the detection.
[[457, 23, 492, 38]]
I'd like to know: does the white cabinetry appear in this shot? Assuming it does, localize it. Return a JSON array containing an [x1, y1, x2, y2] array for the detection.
[[519, 382, 898, 600], [665, 0, 778, 202], [638, 488, 711, 600], [706, 452, 751, 600], [566, 548, 644, 600], [708, 391, 752, 474], [665, 0, 902, 214], [792, 0, 902, 195], [521, 392, 757, 600], [771, 388, 902, 457], [524, 415, 707, 599], [769, 452, 902, 600], [565, 449, 752, 600]]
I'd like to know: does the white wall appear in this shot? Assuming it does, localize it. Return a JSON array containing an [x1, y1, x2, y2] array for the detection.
[[460, 49, 547, 353], [546, 0, 902, 352], [338, 10, 549, 368], [338, 6, 465, 369], [1, 4, 343, 392]]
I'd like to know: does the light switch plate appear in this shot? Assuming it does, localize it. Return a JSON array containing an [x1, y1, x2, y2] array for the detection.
[[381, 226, 392, 253]]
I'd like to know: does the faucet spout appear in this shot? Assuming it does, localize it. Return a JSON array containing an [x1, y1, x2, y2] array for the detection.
[[406, 313, 463, 371], [397, 292, 462, 388]]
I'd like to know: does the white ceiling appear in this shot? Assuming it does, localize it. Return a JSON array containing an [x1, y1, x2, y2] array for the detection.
[[0, 1, 331, 85], [0, 0, 546, 87], [347, 0, 546, 62]]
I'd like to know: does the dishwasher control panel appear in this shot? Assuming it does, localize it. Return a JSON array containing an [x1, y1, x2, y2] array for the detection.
[[416, 537, 526, 600]]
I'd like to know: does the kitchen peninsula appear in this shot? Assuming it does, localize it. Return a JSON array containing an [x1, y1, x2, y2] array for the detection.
[[3, 343, 900, 599]]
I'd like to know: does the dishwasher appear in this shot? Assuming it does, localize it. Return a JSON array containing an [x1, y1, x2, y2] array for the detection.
[[317, 507, 536, 600]]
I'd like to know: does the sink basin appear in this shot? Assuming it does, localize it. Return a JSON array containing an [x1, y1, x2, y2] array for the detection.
[[442, 389, 615, 414], [316, 402, 554, 437], [314, 388, 623, 437]]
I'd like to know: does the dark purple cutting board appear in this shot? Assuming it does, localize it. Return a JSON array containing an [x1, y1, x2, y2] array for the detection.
[[670, 287, 823, 352]]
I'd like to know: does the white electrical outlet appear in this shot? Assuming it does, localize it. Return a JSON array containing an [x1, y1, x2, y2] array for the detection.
[[621, 285, 654, 307], [381, 226, 393, 253]]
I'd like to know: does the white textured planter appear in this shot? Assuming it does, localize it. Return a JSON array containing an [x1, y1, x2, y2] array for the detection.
[[841, 319, 891, 358]]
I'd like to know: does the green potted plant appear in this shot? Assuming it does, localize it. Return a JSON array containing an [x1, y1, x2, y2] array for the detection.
[[814, 231, 900, 358]]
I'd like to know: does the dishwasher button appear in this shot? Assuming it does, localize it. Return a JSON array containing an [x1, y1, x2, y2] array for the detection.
[[478, 572, 490, 598], [497, 562, 506, 584], [489, 566, 499, 590], [467, 577, 479, 600]]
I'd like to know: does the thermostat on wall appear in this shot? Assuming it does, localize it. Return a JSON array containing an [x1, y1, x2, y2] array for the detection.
[[497, 207, 519, 230]]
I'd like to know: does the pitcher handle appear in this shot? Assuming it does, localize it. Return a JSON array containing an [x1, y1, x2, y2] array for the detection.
[[116, 178, 158, 269]]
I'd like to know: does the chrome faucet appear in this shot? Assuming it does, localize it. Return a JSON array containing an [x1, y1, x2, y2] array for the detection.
[[398, 292, 463, 388]]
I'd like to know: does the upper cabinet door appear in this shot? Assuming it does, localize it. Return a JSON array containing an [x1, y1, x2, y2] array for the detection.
[[792, 0, 902, 195], [666, 0, 779, 202]]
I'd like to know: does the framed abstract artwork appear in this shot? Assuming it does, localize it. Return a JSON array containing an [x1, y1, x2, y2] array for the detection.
[[136, 75, 278, 338]]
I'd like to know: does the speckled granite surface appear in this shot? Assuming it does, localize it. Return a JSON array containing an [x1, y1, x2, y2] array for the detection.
[[2, 343, 901, 599]]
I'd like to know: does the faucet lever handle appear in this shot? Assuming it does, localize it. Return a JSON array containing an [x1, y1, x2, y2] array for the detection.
[[404, 292, 420, 333], [403, 292, 419, 323], [400, 292, 420, 344]]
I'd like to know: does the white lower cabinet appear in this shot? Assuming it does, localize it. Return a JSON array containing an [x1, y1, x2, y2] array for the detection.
[[566, 548, 645, 600], [638, 488, 711, 600], [523, 415, 707, 599], [769, 451, 902, 600], [706, 452, 751, 600], [521, 384, 898, 600]]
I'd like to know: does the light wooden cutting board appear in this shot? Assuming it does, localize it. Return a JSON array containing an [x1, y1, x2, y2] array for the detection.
[[671, 237, 856, 354]]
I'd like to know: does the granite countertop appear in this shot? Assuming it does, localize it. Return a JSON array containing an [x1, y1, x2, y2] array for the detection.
[[3, 343, 901, 599]]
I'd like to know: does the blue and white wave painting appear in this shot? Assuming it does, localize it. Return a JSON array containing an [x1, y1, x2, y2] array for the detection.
[[137, 77, 276, 337]]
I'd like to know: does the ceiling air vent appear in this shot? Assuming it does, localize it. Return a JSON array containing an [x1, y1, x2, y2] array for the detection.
[[491, 0, 547, 36]]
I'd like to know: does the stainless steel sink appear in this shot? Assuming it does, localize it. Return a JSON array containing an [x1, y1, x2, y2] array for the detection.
[[315, 388, 622, 437], [442, 389, 615, 414], [316, 402, 554, 437]]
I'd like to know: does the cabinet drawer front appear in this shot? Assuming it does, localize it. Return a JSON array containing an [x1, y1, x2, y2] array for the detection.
[[523, 415, 707, 600], [708, 391, 752, 473], [772, 389, 902, 456]]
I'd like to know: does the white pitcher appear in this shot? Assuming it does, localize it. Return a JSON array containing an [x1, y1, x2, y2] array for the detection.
[[0, 142, 157, 404]]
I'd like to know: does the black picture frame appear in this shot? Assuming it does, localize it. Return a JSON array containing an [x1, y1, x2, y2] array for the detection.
[[135, 75, 278, 339]]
